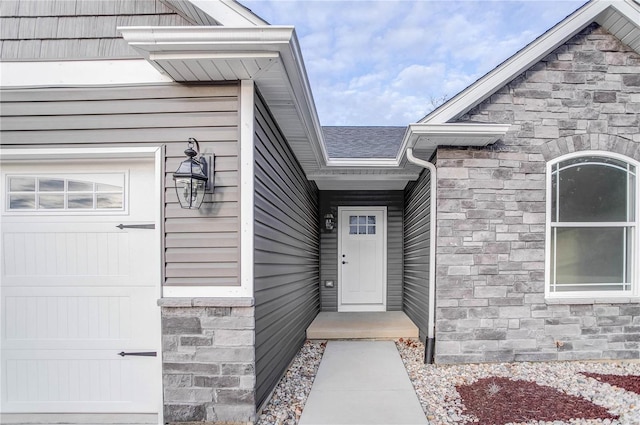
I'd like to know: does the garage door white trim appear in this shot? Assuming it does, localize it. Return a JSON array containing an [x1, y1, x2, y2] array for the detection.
[[0, 147, 164, 425]]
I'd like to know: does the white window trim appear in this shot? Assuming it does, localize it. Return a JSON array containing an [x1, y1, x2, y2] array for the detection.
[[545, 150, 639, 301]]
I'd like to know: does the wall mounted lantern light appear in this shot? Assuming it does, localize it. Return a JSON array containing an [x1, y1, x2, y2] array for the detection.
[[173, 138, 214, 209], [324, 213, 335, 231]]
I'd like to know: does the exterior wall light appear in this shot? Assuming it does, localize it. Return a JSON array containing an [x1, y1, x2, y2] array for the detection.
[[173, 138, 214, 209], [324, 213, 335, 231]]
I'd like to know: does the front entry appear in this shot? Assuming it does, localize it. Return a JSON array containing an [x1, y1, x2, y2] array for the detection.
[[338, 207, 387, 312]]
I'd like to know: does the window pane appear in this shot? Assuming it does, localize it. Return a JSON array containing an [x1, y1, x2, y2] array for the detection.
[[9, 194, 35, 209], [68, 180, 93, 191], [38, 178, 64, 192], [368, 226, 376, 234], [39, 194, 64, 209], [630, 170, 636, 221], [68, 194, 93, 209], [349, 216, 357, 225], [552, 227, 628, 289], [358, 226, 366, 234], [358, 216, 366, 225], [368, 216, 376, 225], [349, 225, 357, 235], [96, 183, 122, 192], [556, 158, 628, 222], [97, 193, 123, 209], [9, 177, 35, 192]]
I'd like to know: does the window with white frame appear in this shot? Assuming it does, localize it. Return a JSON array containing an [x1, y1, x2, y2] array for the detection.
[[548, 153, 637, 296], [6, 174, 125, 212]]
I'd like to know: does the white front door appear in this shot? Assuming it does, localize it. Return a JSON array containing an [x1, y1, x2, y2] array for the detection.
[[0, 156, 161, 419], [338, 207, 387, 312]]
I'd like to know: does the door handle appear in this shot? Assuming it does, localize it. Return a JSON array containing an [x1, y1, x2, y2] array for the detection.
[[118, 351, 157, 357], [342, 261, 348, 264], [116, 224, 155, 230]]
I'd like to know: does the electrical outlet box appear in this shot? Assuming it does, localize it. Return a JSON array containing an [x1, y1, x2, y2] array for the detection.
[[324, 280, 334, 288]]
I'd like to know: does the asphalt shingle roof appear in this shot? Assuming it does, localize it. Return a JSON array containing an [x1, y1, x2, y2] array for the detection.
[[322, 126, 406, 159]]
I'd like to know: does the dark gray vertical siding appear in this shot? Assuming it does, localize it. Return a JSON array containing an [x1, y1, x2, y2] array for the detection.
[[253, 93, 320, 407], [403, 169, 431, 341], [319, 191, 403, 312]]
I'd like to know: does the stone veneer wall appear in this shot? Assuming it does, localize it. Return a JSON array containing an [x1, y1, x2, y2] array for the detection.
[[435, 24, 640, 363], [160, 298, 256, 423]]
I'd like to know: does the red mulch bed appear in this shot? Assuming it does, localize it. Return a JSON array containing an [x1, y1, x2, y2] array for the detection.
[[456, 376, 618, 425], [582, 372, 640, 394]]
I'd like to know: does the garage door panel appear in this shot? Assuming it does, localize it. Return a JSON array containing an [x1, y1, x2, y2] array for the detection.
[[2, 223, 157, 285], [2, 287, 157, 350], [3, 230, 130, 279], [3, 350, 157, 413]]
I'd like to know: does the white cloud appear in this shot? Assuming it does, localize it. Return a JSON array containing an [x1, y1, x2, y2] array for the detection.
[[242, 0, 587, 125]]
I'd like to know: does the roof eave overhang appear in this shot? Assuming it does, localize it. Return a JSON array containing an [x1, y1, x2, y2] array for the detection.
[[422, 0, 640, 124], [398, 122, 511, 164], [119, 25, 328, 173], [308, 122, 509, 189]]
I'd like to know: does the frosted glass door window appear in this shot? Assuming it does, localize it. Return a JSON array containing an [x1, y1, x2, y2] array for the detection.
[[349, 215, 376, 235]]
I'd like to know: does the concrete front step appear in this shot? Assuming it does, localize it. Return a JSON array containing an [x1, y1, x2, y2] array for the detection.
[[306, 311, 419, 339]]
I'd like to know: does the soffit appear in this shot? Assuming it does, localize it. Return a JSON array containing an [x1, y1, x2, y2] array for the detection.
[[596, 5, 640, 52]]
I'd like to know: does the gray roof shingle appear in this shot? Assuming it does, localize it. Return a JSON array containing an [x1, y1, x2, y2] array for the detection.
[[322, 126, 406, 159]]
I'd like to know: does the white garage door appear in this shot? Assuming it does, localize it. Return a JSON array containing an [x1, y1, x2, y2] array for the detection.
[[0, 157, 161, 419]]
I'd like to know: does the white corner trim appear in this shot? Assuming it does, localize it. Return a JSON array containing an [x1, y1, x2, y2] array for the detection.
[[239, 80, 255, 298], [0, 59, 172, 87]]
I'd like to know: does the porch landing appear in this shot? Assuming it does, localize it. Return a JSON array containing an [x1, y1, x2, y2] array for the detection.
[[306, 311, 419, 339]]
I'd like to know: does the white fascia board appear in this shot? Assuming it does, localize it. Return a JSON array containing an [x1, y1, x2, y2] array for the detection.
[[307, 173, 417, 181], [119, 25, 328, 168], [119, 26, 296, 50], [312, 174, 419, 190], [421, 0, 636, 124], [325, 158, 401, 167], [0, 59, 172, 87], [280, 28, 330, 167], [402, 122, 511, 151], [188, 0, 268, 26]]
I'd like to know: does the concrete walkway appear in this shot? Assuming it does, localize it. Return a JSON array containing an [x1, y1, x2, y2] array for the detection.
[[299, 341, 428, 425]]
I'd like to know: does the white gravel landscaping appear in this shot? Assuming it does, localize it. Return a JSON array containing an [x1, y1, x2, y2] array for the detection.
[[397, 338, 640, 425], [256, 338, 640, 425], [256, 340, 326, 425]]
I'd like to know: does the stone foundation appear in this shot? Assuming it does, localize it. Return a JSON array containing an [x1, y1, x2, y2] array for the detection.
[[159, 298, 256, 423]]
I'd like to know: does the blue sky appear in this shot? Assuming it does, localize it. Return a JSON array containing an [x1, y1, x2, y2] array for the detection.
[[241, 0, 588, 126]]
